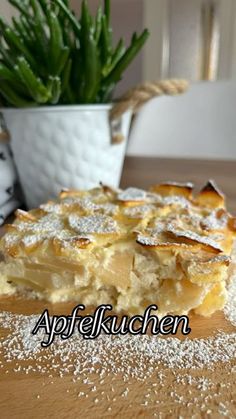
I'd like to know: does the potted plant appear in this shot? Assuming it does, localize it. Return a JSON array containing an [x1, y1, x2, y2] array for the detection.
[[0, 0, 149, 208]]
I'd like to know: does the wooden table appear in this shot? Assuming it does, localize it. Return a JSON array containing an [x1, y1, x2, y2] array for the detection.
[[0, 157, 236, 419], [121, 156, 236, 213]]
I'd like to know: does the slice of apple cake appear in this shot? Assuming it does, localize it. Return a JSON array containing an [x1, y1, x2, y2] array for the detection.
[[0, 180, 235, 317]]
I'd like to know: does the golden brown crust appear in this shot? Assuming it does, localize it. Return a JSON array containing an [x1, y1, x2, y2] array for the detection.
[[149, 182, 194, 199], [164, 229, 223, 254], [15, 209, 37, 222], [196, 180, 225, 208], [0, 180, 235, 317], [52, 237, 92, 256], [1, 180, 234, 259], [99, 182, 120, 196], [228, 216, 236, 232], [59, 189, 85, 199]]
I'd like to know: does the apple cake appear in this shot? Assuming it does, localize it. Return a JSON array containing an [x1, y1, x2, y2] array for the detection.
[[0, 181, 235, 317]]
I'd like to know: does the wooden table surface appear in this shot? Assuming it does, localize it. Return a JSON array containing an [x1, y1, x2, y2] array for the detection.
[[0, 157, 236, 419], [121, 156, 236, 213]]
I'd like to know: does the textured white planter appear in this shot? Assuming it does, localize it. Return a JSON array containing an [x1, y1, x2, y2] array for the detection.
[[2, 105, 132, 208]]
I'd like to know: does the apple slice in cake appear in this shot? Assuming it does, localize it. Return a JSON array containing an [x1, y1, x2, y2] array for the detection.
[[0, 181, 235, 317]]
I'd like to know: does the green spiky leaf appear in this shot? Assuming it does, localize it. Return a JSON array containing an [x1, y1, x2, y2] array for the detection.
[[0, 0, 149, 106]]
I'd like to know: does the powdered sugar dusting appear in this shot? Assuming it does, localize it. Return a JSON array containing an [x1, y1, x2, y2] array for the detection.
[[40, 202, 63, 214], [201, 210, 228, 231], [0, 273, 236, 416], [136, 234, 160, 246], [124, 205, 156, 219], [166, 227, 223, 252], [21, 234, 43, 247], [1, 270, 236, 378], [118, 187, 147, 202], [68, 214, 118, 234], [17, 214, 64, 234], [0, 314, 235, 379], [162, 196, 191, 208], [160, 181, 194, 189]]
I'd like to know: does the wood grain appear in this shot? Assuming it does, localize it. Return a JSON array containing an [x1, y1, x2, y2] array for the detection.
[[0, 157, 236, 419]]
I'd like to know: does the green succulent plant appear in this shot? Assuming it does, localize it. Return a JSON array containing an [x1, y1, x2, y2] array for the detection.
[[0, 0, 149, 107]]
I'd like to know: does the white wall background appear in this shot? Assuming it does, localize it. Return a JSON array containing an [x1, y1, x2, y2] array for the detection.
[[127, 81, 236, 159], [3, 0, 236, 83], [0, 0, 16, 22]]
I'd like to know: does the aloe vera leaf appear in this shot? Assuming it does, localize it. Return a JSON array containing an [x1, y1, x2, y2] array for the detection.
[[27, 24, 48, 68], [57, 47, 70, 75], [79, 1, 88, 38], [60, 53, 75, 103], [102, 38, 125, 77], [48, 10, 64, 74], [17, 21, 49, 79], [48, 77, 61, 104], [0, 63, 27, 94], [15, 57, 50, 103], [12, 17, 28, 40], [5, 0, 149, 106], [54, 0, 81, 36], [79, 31, 101, 103], [30, 0, 43, 20], [79, 0, 89, 59], [65, 84, 76, 104], [20, 16, 35, 40], [99, 15, 112, 67], [98, 82, 115, 103], [37, 0, 48, 10], [84, 37, 101, 103], [12, 18, 44, 71], [79, 26, 100, 102], [62, 23, 74, 49], [0, 81, 35, 107], [95, 6, 103, 44], [0, 43, 15, 68], [21, 13, 47, 48], [104, 0, 110, 26], [131, 32, 138, 44], [111, 38, 125, 65], [29, 0, 48, 50], [78, 0, 99, 102], [80, 0, 94, 36], [103, 29, 149, 86], [0, 64, 17, 81], [12, 18, 35, 51], [70, 48, 82, 101], [61, 57, 72, 94], [0, 19, 38, 71], [49, 10, 64, 49], [55, 0, 70, 30]]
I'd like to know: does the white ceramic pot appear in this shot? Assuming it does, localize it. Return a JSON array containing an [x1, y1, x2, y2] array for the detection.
[[1, 105, 132, 208]]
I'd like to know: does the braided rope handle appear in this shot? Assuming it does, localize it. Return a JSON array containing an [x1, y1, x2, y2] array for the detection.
[[0, 113, 9, 143], [110, 79, 189, 121], [0, 132, 10, 143]]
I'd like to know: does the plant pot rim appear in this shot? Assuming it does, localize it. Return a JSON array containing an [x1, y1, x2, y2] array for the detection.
[[0, 103, 113, 114]]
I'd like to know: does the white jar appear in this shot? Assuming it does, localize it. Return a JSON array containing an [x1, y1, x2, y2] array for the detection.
[[2, 105, 132, 208]]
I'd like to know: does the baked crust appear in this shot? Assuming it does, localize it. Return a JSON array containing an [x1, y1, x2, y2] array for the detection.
[[0, 181, 235, 317]]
